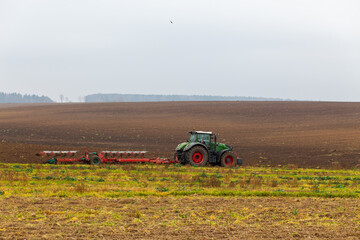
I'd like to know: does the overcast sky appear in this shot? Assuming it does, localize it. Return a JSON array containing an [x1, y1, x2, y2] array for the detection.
[[1, 0, 360, 102]]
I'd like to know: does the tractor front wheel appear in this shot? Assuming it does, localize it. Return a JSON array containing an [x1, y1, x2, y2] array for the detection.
[[90, 155, 101, 165], [187, 146, 208, 167], [220, 152, 237, 168]]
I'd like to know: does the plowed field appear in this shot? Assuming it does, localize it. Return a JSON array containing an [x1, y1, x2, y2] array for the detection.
[[1, 101, 360, 168], [1, 196, 359, 239]]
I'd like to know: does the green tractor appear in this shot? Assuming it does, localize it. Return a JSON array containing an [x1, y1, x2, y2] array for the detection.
[[175, 131, 242, 167]]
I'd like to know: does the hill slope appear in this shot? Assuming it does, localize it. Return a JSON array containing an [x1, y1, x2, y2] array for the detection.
[[0, 101, 360, 168]]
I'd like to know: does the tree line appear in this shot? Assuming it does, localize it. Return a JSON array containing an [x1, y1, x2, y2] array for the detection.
[[0, 92, 54, 103], [85, 93, 285, 102]]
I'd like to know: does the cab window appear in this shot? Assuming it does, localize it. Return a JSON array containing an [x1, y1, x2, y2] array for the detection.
[[197, 134, 210, 145], [189, 134, 196, 142]]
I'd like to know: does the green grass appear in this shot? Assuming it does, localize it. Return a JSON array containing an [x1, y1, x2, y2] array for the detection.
[[0, 163, 359, 198]]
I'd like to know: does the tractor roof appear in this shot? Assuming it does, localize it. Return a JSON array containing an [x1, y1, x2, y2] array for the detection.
[[189, 131, 213, 135]]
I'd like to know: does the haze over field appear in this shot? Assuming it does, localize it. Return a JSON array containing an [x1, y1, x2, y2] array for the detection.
[[1, 1, 360, 102]]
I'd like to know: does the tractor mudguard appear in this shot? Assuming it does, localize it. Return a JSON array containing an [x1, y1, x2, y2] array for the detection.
[[184, 142, 208, 152]]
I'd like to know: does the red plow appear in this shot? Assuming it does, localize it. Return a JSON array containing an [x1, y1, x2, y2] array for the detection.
[[38, 150, 177, 165]]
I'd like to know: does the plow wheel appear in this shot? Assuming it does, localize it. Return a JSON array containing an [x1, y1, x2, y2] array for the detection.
[[187, 146, 208, 167], [221, 152, 237, 168], [90, 155, 101, 165]]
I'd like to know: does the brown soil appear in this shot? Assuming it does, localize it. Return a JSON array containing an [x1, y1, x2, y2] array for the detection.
[[1, 101, 360, 168], [0, 196, 359, 239]]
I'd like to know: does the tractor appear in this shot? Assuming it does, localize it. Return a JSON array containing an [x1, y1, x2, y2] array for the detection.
[[175, 131, 242, 167]]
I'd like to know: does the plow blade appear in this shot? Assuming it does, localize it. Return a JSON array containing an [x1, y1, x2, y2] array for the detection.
[[100, 151, 147, 158]]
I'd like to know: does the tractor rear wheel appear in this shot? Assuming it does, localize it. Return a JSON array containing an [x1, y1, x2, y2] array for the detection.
[[221, 152, 237, 168], [90, 155, 101, 165], [187, 146, 208, 167]]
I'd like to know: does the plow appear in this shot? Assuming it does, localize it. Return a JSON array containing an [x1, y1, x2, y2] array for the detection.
[[37, 131, 243, 167], [38, 150, 176, 165]]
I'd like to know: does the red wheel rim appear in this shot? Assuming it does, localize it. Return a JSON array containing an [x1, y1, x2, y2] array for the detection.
[[224, 155, 234, 166], [192, 151, 204, 164]]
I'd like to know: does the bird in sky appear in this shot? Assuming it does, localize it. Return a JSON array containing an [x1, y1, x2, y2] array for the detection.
[[170, 21, 173, 24]]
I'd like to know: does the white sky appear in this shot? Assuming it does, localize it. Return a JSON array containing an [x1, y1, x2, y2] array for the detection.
[[1, 0, 360, 102]]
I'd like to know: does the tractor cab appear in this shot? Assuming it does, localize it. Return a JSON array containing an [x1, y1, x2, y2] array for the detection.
[[189, 131, 213, 147]]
